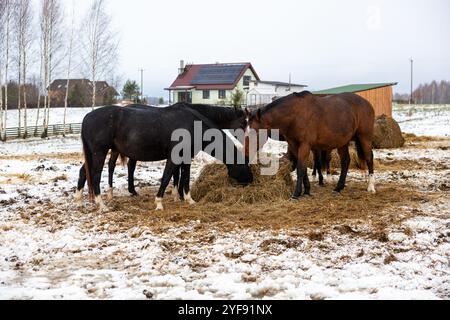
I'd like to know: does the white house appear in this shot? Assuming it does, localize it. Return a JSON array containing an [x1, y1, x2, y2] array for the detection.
[[166, 61, 260, 105], [247, 80, 307, 106]]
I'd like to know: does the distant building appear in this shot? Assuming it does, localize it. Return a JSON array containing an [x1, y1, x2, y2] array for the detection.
[[48, 79, 119, 108], [314, 83, 398, 117], [166, 61, 260, 105], [247, 80, 307, 106]]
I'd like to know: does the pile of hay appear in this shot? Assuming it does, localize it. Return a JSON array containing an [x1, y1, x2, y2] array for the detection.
[[373, 115, 405, 149], [191, 159, 294, 204]]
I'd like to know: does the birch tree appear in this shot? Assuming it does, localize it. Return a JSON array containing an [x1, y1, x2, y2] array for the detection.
[[14, 0, 33, 138], [40, 0, 63, 138], [0, 0, 5, 139], [1, 0, 13, 141], [81, 0, 118, 110], [63, 1, 75, 136]]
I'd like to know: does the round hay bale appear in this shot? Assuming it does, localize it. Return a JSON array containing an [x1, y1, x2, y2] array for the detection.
[[191, 159, 294, 204], [373, 115, 405, 149]]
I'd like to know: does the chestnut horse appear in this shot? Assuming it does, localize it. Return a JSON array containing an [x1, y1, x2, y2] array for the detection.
[[246, 91, 376, 200]]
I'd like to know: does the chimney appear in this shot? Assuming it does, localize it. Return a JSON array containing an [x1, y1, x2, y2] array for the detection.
[[179, 60, 185, 75]]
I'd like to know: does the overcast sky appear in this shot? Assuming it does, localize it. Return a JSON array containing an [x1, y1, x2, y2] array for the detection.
[[75, 0, 450, 98]]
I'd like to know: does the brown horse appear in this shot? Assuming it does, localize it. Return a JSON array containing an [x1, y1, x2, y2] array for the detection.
[[245, 91, 376, 200]]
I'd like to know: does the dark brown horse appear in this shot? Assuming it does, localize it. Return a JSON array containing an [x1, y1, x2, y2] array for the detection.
[[245, 91, 376, 200]]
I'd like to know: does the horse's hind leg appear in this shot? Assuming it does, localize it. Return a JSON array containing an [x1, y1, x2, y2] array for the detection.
[[127, 159, 139, 197], [313, 150, 325, 186], [181, 164, 195, 205], [292, 144, 311, 200], [75, 165, 87, 203], [92, 150, 109, 212], [107, 151, 120, 201], [334, 145, 350, 194], [358, 137, 376, 193], [155, 160, 177, 211]]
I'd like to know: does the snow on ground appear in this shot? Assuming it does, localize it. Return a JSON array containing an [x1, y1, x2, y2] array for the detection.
[[4, 108, 93, 128], [0, 130, 449, 300], [393, 104, 450, 137]]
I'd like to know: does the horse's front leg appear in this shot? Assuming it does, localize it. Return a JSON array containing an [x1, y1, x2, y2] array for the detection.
[[292, 144, 311, 200], [180, 164, 195, 205], [155, 160, 176, 211]]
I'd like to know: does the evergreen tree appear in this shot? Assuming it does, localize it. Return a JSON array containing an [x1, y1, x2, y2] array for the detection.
[[121, 80, 140, 101]]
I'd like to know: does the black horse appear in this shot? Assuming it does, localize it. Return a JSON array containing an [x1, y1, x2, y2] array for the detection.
[[106, 103, 249, 201], [76, 104, 253, 211]]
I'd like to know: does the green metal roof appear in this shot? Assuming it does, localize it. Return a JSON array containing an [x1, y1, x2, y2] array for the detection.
[[313, 83, 398, 95]]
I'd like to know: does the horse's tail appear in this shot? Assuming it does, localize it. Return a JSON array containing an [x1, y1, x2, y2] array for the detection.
[[82, 133, 94, 200], [354, 137, 368, 171], [119, 153, 128, 167]]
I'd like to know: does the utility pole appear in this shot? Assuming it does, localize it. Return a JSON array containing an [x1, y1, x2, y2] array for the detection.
[[410, 58, 414, 105], [139, 69, 145, 103]]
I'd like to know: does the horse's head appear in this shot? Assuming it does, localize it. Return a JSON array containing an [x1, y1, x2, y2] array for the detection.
[[223, 107, 247, 130], [245, 108, 264, 131], [243, 108, 268, 159], [227, 163, 253, 186]]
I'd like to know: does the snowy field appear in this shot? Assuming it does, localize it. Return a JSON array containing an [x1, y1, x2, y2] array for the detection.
[[0, 105, 449, 300], [3, 104, 450, 138], [394, 104, 450, 137]]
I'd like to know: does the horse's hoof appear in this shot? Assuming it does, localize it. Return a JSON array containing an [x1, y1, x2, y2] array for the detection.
[[130, 191, 139, 197], [332, 190, 342, 196], [107, 189, 114, 201], [74, 190, 83, 204], [155, 197, 164, 211], [290, 197, 300, 201], [303, 193, 312, 198]]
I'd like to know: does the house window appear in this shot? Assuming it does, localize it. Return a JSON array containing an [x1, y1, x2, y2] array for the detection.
[[218, 90, 226, 99], [203, 90, 210, 100], [243, 76, 252, 87]]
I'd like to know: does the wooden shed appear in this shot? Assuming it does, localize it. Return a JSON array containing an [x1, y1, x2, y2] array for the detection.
[[314, 83, 398, 117]]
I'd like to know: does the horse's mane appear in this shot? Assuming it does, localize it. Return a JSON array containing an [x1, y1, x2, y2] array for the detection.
[[261, 91, 313, 115], [176, 103, 245, 125]]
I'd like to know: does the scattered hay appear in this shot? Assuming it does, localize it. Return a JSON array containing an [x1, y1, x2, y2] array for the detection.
[[373, 115, 405, 149], [191, 159, 294, 204]]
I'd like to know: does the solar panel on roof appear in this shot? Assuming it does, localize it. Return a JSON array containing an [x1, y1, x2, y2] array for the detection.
[[191, 64, 246, 85]]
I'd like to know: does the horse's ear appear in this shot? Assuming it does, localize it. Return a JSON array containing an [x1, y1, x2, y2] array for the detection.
[[256, 109, 261, 122]]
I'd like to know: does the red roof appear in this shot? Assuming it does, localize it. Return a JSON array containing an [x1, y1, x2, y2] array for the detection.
[[168, 63, 260, 90]]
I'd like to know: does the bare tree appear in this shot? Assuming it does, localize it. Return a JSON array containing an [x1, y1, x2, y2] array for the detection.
[[81, 0, 119, 110], [40, 0, 63, 138], [1, 0, 13, 141], [0, 0, 5, 139], [14, 0, 33, 138], [63, 1, 75, 136]]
